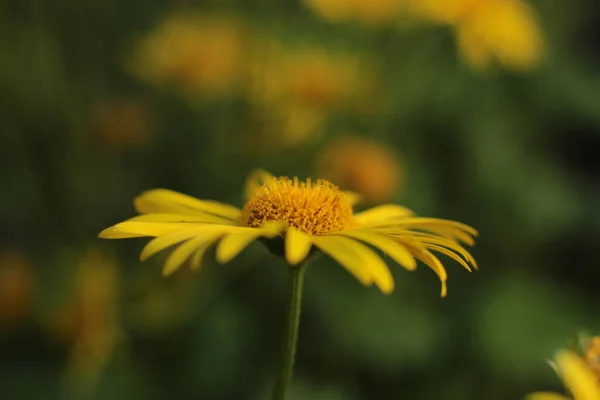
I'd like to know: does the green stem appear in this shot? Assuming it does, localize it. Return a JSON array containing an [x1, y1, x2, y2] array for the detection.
[[271, 263, 308, 400]]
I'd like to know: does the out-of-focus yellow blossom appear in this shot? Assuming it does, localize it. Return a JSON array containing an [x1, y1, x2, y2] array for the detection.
[[412, 0, 544, 71], [52, 249, 124, 398], [246, 45, 372, 148], [302, 0, 403, 26], [585, 337, 600, 381], [0, 251, 35, 328], [88, 98, 154, 152], [527, 348, 600, 400], [315, 135, 404, 204], [99, 169, 478, 296], [129, 12, 244, 97]]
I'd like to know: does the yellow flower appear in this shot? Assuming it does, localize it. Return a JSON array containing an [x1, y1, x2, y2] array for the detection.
[[302, 0, 403, 26], [52, 249, 124, 397], [315, 135, 404, 204], [527, 349, 600, 400], [129, 12, 244, 96], [99, 170, 477, 296], [412, 0, 544, 71]]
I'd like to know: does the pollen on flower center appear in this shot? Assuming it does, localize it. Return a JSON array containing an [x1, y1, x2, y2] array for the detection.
[[240, 176, 354, 235]]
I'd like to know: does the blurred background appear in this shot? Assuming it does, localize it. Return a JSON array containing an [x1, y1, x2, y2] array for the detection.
[[1, 0, 600, 399]]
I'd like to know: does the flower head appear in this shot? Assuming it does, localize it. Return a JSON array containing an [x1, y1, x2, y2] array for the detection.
[[129, 12, 244, 97], [412, 0, 544, 71], [315, 135, 403, 204], [527, 346, 600, 400], [99, 170, 478, 296]]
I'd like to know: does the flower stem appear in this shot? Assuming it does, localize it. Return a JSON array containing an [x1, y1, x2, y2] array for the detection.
[[272, 262, 308, 400]]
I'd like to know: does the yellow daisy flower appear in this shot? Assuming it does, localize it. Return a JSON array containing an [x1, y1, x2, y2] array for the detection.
[[99, 170, 478, 296], [412, 0, 544, 71], [527, 349, 600, 400]]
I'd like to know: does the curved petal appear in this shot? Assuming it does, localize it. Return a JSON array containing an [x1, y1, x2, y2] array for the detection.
[[140, 225, 236, 261], [98, 221, 203, 239], [313, 235, 394, 294], [285, 228, 313, 266], [312, 236, 372, 287], [215, 222, 285, 264], [353, 205, 414, 225], [367, 217, 478, 237], [334, 230, 416, 271], [397, 239, 448, 297], [244, 169, 275, 200], [163, 234, 223, 276], [127, 213, 236, 225], [134, 189, 241, 220], [555, 350, 600, 400], [426, 244, 473, 272]]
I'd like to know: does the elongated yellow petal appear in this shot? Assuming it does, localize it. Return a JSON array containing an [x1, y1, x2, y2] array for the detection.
[[555, 350, 600, 400], [335, 230, 416, 271], [99, 222, 196, 238], [285, 228, 313, 265], [215, 222, 285, 264], [313, 235, 396, 294], [190, 240, 220, 270], [399, 240, 448, 297], [353, 204, 414, 224], [163, 235, 217, 277], [416, 236, 478, 269], [244, 169, 275, 200], [141, 226, 235, 261], [525, 393, 569, 400], [127, 213, 236, 225], [366, 217, 478, 237], [312, 236, 372, 286], [343, 191, 363, 206], [426, 244, 473, 272], [134, 189, 241, 220]]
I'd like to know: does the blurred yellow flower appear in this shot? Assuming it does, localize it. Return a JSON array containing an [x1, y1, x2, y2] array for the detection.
[[130, 12, 244, 97], [88, 98, 154, 152], [412, 0, 544, 71], [527, 349, 600, 400], [315, 135, 404, 204], [302, 0, 403, 26], [99, 170, 478, 296], [53, 249, 124, 398], [0, 251, 35, 328], [246, 45, 373, 147]]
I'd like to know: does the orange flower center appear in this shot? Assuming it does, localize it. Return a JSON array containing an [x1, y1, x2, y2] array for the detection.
[[240, 177, 354, 235]]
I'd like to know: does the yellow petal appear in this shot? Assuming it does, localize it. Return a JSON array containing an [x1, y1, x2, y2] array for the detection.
[[127, 213, 236, 225], [215, 223, 284, 264], [417, 236, 478, 269], [525, 393, 570, 400], [244, 169, 275, 200], [190, 240, 219, 270], [400, 240, 448, 297], [99, 221, 195, 239], [313, 235, 395, 294], [312, 236, 372, 287], [343, 191, 363, 206], [163, 235, 218, 277], [367, 217, 478, 237], [555, 350, 600, 400], [141, 226, 235, 261], [426, 244, 473, 272], [134, 189, 241, 220], [285, 228, 313, 265], [336, 230, 416, 271], [353, 204, 414, 224]]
